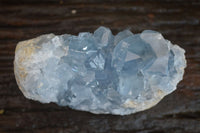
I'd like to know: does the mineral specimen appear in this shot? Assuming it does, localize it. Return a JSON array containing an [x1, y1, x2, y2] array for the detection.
[[14, 27, 186, 115]]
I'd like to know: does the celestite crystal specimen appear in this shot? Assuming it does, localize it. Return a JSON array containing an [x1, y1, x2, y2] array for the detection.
[[14, 27, 186, 115]]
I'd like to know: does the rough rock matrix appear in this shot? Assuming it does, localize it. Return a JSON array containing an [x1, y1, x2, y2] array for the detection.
[[14, 27, 186, 115]]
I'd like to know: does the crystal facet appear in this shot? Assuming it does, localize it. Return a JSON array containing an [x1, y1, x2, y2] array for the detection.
[[14, 27, 186, 115]]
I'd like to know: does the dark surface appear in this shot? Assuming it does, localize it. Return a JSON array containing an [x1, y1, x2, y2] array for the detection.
[[0, 0, 200, 132]]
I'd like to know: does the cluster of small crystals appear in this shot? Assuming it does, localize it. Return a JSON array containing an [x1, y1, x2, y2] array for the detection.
[[14, 27, 186, 115]]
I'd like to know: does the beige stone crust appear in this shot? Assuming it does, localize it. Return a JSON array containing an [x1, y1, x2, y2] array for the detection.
[[14, 34, 55, 96]]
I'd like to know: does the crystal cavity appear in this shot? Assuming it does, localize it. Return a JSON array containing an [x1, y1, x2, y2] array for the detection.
[[14, 27, 186, 115]]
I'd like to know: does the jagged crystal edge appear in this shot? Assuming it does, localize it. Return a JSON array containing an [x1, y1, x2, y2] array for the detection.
[[14, 27, 186, 115]]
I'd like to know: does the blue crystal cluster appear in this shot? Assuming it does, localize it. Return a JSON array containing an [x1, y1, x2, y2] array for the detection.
[[14, 27, 186, 115]]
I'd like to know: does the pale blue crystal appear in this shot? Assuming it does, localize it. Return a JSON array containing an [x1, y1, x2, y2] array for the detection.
[[14, 26, 186, 115]]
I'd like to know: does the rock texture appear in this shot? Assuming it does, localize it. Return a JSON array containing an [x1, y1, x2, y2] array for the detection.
[[14, 27, 186, 115]]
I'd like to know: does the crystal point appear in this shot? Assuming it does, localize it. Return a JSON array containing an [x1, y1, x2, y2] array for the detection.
[[14, 27, 186, 115]]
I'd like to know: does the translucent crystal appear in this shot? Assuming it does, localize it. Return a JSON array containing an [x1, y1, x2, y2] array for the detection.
[[14, 27, 186, 115]]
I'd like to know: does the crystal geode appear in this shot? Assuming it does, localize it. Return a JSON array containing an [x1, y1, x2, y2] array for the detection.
[[14, 27, 186, 115]]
